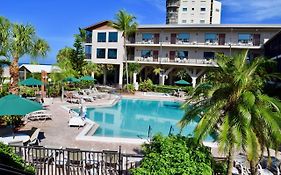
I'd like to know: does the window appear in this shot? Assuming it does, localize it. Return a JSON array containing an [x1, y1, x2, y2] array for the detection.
[[238, 33, 252, 43], [85, 45, 92, 59], [216, 9, 220, 12], [205, 33, 217, 43], [109, 32, 118, 42], [200, 20, 205, 24], [204, 52, 215, 59], [85, 31, 92, 43], [201, 8, 206, 11], [191, 20, 194, 23], [96, 48, 105, 58], [142, 33, 153, 42], [108, 49, 117, 59], [97, 32, 106, 42], [183, 8, 187, 12], [192, 8, 194, 10], [182, 20, 187, 23], [141, 50, 151, 58], [177, 33, 190, 42], [177, 51, 188, 59]]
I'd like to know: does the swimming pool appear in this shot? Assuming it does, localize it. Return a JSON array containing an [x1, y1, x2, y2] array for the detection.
[[84, 98, 213, 141]]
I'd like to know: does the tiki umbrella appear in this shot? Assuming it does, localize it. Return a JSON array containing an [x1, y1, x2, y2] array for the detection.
[[0, 94, 43, 116], [63, 77, 80, 83], [175, 79, 190, 85], [19, 77, 43, 86], [79, 76, 96, 81]]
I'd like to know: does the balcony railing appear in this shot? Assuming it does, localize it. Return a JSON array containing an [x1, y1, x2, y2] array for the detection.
[[11, 145, 143, 175]]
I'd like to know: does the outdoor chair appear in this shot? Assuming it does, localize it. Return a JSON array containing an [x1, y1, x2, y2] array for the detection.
[[25, 110, 52, 121], [26, 128, 40, 146]]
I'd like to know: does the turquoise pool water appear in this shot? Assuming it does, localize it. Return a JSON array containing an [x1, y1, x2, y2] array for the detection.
[[83, 98, 212, 141]]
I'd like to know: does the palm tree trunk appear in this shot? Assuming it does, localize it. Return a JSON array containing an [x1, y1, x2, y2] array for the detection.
[[227, 144, 235, 175], [267, 147, 272, 167], [9, 58, 19, 94], [250, 160, 258, 175], [123, 37, 129, 87]]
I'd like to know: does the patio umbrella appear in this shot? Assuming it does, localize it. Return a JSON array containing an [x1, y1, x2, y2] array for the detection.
[[79, 76, 96, 81], [19, 77, 43, 86], [63, 77, 80, 83], [0, 94, 43, 116], [175, 79, 190, 85]]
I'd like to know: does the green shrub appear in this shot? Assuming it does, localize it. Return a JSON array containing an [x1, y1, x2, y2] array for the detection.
[[0, 142, 35, 174], [139, 79, 154, 92], [131, 134, 214, 175], [124, 84, 135, 94], [19, 86, 37, 97], [47, 83, 62, 97]]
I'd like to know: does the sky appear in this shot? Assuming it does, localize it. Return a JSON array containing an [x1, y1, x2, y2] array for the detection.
[[1, 0, 281, 64]]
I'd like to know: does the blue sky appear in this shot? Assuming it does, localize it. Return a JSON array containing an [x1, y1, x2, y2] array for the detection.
[[1, 0, 281, 64]]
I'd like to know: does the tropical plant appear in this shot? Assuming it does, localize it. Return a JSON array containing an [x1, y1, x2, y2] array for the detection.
[[153, 67, 164, 76], [179, 51, 281, 175], [139, 79, 154, 92], [82, 61, 99, 77], [0, 142, 35, 174], [70, 29, 87, 76], [131, 134, 216, 175], [110, 10, 138, 86], [176, 69, 188, 80], [0, 16, 49, 94], [128, 63, 141, 83], [0, 59, 10, 84]]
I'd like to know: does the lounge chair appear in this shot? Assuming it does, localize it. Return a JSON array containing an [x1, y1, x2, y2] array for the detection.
[[27, 128, 40, 146], [25, 110, 52, 121], [69, 117, 86, 127]]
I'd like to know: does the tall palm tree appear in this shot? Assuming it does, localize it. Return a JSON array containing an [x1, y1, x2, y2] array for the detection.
[[0, 17, 49, 94], [110, 10, 138, 87], [179, 51, 281, 175], [128, 63, 141, 83]]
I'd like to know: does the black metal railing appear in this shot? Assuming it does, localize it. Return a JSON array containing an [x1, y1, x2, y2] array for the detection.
[[11, 145, 143, 175]]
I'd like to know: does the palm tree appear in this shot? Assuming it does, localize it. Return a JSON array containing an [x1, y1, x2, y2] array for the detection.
[[128, 63, 141, 83], [179, 51, 281, 175], [110, 10, 138, 87], [0, 59, 10, 85], [82, 62, 99, 77], [153, 67, 163, 76], [0, 17, 49, 94]]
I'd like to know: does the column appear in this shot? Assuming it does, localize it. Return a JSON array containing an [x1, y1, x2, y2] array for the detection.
[[191, 77, 197, 88], [118, 64, 124, 88], [159, 74, 166, 85], [133, 72, 137, 84]]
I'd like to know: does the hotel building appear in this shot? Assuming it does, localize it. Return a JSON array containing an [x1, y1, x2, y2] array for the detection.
[[166, 0, 222, 24], [84, 21, 281, 87]]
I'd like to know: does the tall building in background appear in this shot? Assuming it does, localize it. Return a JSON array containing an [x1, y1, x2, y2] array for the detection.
[[166, 0, 222, 24]]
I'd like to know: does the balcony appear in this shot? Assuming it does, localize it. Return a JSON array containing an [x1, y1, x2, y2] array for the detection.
[[166, 1, 180, 7]]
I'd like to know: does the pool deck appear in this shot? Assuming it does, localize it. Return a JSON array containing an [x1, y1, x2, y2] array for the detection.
[[18, 93, 281, 159]]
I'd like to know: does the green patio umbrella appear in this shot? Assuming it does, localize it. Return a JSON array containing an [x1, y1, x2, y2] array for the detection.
[[63, 77, 80, 83], [0, 94, 43, 116], [19, 77, 43, 86], [79, 76, 96, 81], [175, 79, 190, 85]]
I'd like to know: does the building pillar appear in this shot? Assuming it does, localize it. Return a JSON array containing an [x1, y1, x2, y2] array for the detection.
[[159, 74, 167, 85], [118, 64, 124, 88], [133, 72, 137, 84], [24, 69, 27, 80], [191, 77, 197, 88]]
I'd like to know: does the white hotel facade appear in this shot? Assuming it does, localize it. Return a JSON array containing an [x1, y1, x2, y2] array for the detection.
[[84, 21, 281, 87]]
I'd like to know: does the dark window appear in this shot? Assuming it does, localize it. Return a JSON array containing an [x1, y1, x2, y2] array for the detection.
[[86, 31, 92, 43], [238, 33, 251, 43], [97, 48, 105, 58], [204, 52, 215, 59], [177, 33, 190, 42], [177, 51, 189, 59], [97, 32, 106, 42], [109, 32, 118, 42], [142, 33, 153, 42], [108, 49, 117, 59], [85, 45, 92, 59], [192, 8, 194, 10], [205, 33, 217, 43], [201, 8, 206, 11], [141, 50, 151, 58], [183, 8, 187, 12]]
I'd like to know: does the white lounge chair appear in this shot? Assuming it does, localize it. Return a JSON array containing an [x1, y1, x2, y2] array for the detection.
[[27, 128, 40, 146], [26, 110, 52, 121], [69, 111, 86, 127]]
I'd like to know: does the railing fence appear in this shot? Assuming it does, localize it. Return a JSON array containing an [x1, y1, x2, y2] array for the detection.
[[11, 146, 143, 175]]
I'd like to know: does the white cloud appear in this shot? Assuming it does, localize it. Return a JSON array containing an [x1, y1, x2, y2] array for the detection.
[[222, 0, 281, 22]]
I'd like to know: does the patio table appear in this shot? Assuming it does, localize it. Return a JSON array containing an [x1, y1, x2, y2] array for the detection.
[[0, 134, 30, 144]]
